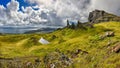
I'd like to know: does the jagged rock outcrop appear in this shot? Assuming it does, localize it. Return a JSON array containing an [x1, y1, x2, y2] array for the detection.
[[66, 20, 93, 29], [88, 10, 120, 23]]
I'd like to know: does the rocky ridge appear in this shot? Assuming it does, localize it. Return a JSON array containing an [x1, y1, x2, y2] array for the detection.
[[88, 10, 120, 23]]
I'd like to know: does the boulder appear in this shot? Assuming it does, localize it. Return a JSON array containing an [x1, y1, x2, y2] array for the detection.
[[99, 31, 115, 40], [111, 42, 120, 53], [105, 31, 115, 37]]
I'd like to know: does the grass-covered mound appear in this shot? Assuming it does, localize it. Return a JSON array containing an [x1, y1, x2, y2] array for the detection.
[[0, 22, 120, 68]]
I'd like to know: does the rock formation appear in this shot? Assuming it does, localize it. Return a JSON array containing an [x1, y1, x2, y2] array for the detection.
[[66, 20, 93, 29], [88, 10, 120, 23]]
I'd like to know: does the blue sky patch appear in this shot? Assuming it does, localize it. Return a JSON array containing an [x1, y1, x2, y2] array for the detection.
[[0, 0, 37, 11], [0, 0, 11, 7]]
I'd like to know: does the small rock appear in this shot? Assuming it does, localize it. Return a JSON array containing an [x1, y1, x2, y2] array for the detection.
[[99, 35, 106, 40], [111, 42, 120, 53], [50, 63, 55, 68], [25, 61, 33, 68], [71, 49, 82, 58], [82, 51, 89, 55], [35, 58, 40, 63], [105, 31, 115, 37]]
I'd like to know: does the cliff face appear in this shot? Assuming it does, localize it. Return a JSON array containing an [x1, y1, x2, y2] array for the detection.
[[88, 10, 120, 23]]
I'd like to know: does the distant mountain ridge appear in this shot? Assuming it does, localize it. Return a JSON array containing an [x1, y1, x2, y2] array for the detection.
[[24, 27, 57, 34], [88, 10, 120, 24]]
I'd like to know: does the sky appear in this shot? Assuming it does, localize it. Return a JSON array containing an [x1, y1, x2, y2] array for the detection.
[[0, 0, 120, 26]]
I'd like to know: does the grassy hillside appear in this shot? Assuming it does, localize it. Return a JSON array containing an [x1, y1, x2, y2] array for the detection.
[[0, 22, 120, 68]]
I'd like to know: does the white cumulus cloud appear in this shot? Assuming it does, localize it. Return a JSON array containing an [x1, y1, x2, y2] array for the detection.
[[0, 0, 49, 26], [26, 0, 120, 22], [0, 0, 120, 26], [90, 0, 120, 15]]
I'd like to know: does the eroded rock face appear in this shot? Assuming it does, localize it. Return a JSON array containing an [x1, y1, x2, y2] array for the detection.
[[88, 10, 120, 23], [89, 10, 105, 23]]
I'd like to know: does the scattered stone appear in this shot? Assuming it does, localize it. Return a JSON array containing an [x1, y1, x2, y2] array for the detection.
[[105, 31, 115, 37], [107, 40, 112, 47], [99, 31, 115, 40], [71, 49, 82, 58], [61, 53, 68, 61], [50, 63, 55, 68], [43, 55, 49, 65], [82, 51, 89, 55], [25, 61, 33, 68], [43, 52, 72, 68], [99, 35, 106, 40], [59, 53, 72, 66], [111, 42, 120, 53], [34, 58, 41, 67], [35, 58, 41, 63]]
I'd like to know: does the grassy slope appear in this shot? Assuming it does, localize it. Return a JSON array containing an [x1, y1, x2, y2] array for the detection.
[[0, 22, 120, 68]]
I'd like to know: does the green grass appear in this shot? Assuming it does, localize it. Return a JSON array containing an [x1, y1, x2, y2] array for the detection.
[[0, 21, 120, 68]]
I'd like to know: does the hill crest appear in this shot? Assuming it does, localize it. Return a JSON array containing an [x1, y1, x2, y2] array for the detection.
[[88, 10, 120, 23]]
